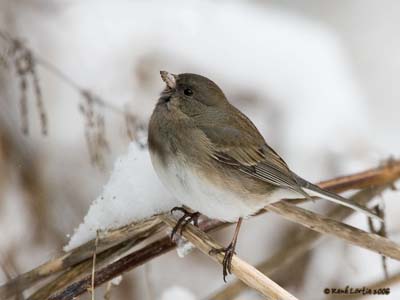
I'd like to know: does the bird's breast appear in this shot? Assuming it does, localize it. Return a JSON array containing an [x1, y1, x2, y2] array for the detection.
[[148, 107, 280, 221]]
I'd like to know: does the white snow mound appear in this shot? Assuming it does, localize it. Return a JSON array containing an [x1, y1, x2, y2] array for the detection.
[[65, 143, 177, 251]]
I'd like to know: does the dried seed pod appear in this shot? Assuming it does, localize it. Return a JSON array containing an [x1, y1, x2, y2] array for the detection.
[[7, 38, 47, 136], [80, 91, 110, 169]]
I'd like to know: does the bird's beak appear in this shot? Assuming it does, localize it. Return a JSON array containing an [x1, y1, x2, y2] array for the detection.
[[160, 71, 177, 89]]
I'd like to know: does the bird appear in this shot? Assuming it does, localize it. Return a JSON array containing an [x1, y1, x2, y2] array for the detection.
[[148, 71, 380, 281]]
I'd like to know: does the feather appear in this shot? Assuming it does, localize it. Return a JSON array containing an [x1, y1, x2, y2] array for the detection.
[[195, 107, 381, 221]]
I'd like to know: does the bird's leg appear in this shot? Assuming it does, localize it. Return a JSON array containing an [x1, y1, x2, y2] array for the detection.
[[209, 218, 243, 282], [170, 206, 200, 239]]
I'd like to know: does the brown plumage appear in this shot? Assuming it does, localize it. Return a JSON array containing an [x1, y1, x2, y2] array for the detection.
[[148, 71, 380, 281]]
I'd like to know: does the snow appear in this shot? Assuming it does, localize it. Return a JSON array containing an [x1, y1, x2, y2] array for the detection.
[[64, 143, 177, 251], [111, 275, 123, 286], [176, 238, 195, 259], [50, 0, 376, 181], [159, 286, 196, 300], [4, 0, 398, 298], [63, 0, 373, 251]]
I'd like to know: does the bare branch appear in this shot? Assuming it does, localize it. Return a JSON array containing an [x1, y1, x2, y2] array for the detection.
[[209, 186, 389, 300], [160, 214, 299, 300], [46, 185, 398, 300], [48, 237, 176, 300], [267, 201, 400, 260], [1, 160, 400, 300], [0, 29, 135, 120], [0, 217, 164, 299]]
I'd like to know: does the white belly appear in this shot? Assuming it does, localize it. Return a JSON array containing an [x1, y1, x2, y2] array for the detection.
[[150, 152, 300, 222]]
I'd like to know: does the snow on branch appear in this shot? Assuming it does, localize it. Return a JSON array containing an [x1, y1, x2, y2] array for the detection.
[[1, 159, 399, 300]]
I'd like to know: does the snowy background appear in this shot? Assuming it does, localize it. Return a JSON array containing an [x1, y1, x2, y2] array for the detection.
[[0, 0, 399, 299]]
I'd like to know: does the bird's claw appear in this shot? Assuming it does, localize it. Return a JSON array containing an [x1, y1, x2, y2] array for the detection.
[[170, 207, 200, 239], [209, 242, 236, 282]]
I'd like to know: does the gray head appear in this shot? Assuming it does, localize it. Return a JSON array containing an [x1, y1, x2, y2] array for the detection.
[[158, 71, 229, 116]]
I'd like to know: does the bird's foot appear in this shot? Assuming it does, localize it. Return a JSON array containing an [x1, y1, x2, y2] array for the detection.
[[209, 242, 236, 282], [170, 207, 200, 239]]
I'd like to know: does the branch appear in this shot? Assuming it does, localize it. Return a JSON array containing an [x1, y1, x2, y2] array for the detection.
[[0, 29, 144, 166], [28, 238, 139, 300], [32, 220, 226, 300], [48, 237, 176, 300], [209, 186, 389, 300], [0, 217, 164, 299], [317, 158, 399, 192], [47, 215, 300, 300], [267, 201, 400, 260], [47, 185, 397, 300], [1, 160, 400, 299], [0, 30, 134, 119], [160, 214, 299, 300]]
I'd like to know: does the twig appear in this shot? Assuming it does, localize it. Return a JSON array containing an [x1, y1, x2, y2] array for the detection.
[[0, 29, 143, 166], [104, 281, 113, 300], [44, 221, 223, 300], [27, 241, 133, 300], [267, 201, 400, 260], [30, 219, 225, 300], [160, 214, 299, 300], [0, 217, 164, 299], [0, 29, 133, 119], [48, 237, 176, 300], [316, 158, 399, 192], [48, 185, 397, 300], [368, 203, 389, 279], [209, 186, 388, 300], [2, 160, 400, 299], [91, 231, 100, 300]]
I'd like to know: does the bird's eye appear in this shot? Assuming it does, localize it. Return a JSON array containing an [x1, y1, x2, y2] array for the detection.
[[184, 88, 193, 96]]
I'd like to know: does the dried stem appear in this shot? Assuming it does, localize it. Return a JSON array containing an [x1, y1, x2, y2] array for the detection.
[[91, 231, 100, 300], [29, 219, 226, 300], [3, 36, 48, 136], [30, 59, 47, 135], [268, 201, 400, 259], [368, 204, 389, 278], [1, 160, 400, 300], [209, 186, 389, 300], [80, 91, 110, 169], [27, 238, 138, 300], [48, 238, 176, 300], [0, 29, 134, 120], [46, 186, 397, 300], [0, 217, 164, 299], [316, 158, 399, 192], [160, 214, 299, 300]]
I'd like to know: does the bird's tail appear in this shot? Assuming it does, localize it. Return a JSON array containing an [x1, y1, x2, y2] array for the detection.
[[294, 175, 382, 222]]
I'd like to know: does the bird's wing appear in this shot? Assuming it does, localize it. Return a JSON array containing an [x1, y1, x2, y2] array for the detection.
[[197, 119, 381, 220], [198, 124, 308, 196]]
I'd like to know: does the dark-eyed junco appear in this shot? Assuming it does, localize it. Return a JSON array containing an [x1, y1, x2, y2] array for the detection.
[[148, 71, 380, 281]]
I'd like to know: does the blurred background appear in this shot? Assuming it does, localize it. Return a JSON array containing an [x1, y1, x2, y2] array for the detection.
[[0, 0, 399, 299]]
